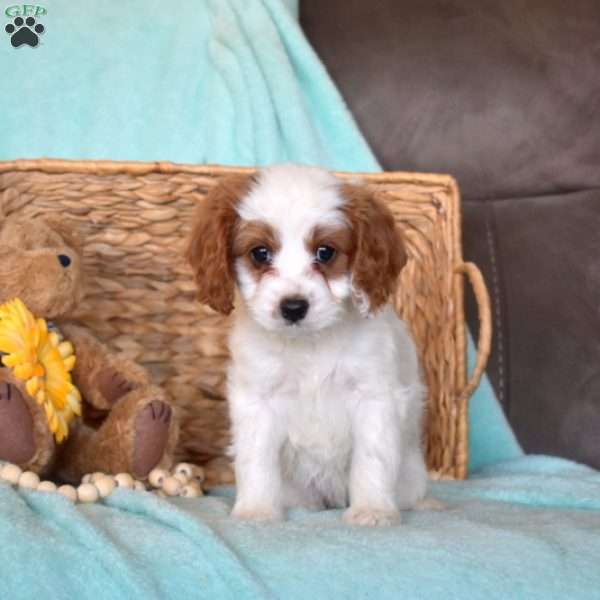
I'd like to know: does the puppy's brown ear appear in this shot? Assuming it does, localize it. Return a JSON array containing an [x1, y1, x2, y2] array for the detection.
[[186, 174, 253, 315], [341, 184, 407, 314]]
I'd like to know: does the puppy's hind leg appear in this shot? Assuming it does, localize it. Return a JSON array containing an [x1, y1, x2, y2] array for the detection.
[[397, 446, 444, 511]]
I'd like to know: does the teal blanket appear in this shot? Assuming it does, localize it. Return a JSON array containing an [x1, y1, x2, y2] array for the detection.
[[1, 1, 597, 598], [2, 457, 599, 599], [0, 0, 378, 171]]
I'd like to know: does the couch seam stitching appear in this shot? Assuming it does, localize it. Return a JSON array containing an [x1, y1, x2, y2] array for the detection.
[[484, 208, 505, 408]]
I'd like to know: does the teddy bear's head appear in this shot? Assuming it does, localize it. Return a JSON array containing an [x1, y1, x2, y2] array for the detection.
[[0, 214, 84, 319]]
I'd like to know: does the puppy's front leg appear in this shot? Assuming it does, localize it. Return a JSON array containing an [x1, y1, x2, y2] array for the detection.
[[231, 398, 285, 522], [345, 398, 401, 527]]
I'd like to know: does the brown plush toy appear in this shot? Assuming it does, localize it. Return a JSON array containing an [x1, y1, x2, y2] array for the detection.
[[0, 214, 178, 483]]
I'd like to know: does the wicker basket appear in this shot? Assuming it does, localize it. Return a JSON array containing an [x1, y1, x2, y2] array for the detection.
[[0, 159, 491, 484]]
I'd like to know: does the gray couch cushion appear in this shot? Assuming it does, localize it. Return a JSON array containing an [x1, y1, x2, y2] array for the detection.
[[463, 189, 600, 467], [301, 0, 600, 202]]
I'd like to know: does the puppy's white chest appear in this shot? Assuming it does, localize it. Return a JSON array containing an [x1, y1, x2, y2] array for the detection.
[[284, 364, 353, 461]]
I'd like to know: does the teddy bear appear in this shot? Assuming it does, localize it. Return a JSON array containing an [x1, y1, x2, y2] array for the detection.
[[0, 213, 179, 483]]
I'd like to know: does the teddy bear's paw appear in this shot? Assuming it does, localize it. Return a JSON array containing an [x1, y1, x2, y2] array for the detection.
[[0, 382, 36, 464], [97, 367, 135, 405], [132, 400, 172, 479]]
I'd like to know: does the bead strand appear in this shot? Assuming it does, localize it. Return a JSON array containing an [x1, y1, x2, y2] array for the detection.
[[0, 461, 205, 504]]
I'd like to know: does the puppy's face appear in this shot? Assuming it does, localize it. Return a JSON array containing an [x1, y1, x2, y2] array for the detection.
[[187, 165, 406, 333]]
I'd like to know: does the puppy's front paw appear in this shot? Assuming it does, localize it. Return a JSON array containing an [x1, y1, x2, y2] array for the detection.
[[343, 506, 400, 527], [231, 502, 283, 522]]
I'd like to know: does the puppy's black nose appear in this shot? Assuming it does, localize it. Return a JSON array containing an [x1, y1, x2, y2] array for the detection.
[[280, 297, 309, 323], [58, 254, 71, 268]]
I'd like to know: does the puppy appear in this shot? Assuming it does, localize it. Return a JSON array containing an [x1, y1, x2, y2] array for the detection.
[[187, 164, 429, 526]]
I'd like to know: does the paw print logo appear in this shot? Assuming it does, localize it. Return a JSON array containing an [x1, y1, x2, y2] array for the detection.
[[5, 16, 45, 48]]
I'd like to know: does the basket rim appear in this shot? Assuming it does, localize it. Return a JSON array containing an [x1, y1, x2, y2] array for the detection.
[[0, 157, 459, 188]]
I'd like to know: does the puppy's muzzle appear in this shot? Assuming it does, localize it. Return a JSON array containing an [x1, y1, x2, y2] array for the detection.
[[280, 297, 309, 324]]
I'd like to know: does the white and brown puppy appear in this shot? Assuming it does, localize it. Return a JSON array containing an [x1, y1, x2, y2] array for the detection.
[[187, 164, 430, 526]]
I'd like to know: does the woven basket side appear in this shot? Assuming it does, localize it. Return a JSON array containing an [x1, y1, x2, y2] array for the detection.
[[0, 163, 469, 484]]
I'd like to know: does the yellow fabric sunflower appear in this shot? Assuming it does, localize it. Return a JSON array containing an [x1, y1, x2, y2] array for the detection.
[[0, 298, 81, 443]]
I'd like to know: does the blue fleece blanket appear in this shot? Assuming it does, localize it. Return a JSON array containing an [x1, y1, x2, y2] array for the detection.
[[0, 0, 377, 171], [2, 456, 599, 599], [1, 1, 597, 598]]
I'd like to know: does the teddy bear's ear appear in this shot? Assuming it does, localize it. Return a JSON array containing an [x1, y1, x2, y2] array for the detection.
[[43, 216, 83, 254]]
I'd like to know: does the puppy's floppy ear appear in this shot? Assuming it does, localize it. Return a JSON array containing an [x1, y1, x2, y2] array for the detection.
[[341, 183, 407, 314], [186, 174, 253, 315]]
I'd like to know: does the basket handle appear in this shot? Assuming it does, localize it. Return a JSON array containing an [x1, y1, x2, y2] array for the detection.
[[455, 262, 492, 400]]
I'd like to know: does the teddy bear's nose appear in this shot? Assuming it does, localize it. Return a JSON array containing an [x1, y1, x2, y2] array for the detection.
[[58, 254, 71, 268]]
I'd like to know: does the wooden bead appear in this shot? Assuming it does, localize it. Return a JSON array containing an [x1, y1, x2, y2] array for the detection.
[[18, 471, 40, 490], [220, 470, 235, 485], [173, 472, 190, 485], [148, 468, 168, 488], [161, 476, 182, 496], [174, 463, 194, 479], [180, 483, 203, 498], [1, 463, 22, 484], [175, 463, 205, 483], [94, 476, 116, 498], [37, 480, 57, 493], [90, 472, 106, 483], [57, 484, 78, 502], [191, 466, 205, 483], [77, 483, 99, 503], [114, 473, 134, 489]]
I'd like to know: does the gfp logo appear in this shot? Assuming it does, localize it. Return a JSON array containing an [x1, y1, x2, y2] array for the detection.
[[5, 4, 46, 47]]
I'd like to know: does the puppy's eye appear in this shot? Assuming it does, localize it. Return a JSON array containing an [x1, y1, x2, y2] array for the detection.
[[250, 246, 272, 265], [315, 245, 336, 264]]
